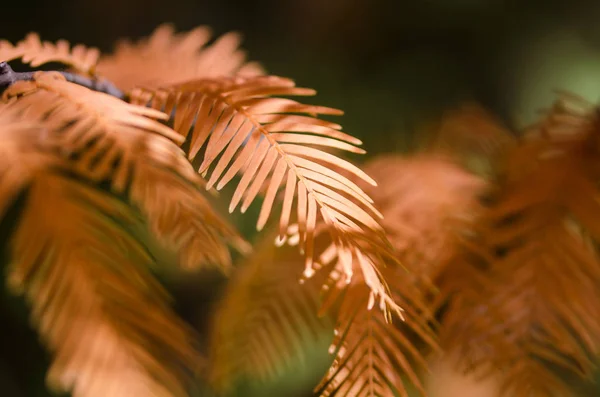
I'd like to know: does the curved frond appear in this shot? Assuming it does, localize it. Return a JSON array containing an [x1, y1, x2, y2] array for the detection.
[[316, 271, 437, 397], [96, 24, 263, 92], [0, 105, 199, 397], [0, 103, 57, 213], [10, 174, 200, 397], [439, 95, 600, 396], [316, 155, 486, 397], [209, 231, 333, 391], [358, 155, 488, 282], [3, 71, 246, 271], [130, 75, 400, 316], [0, 33, 99, 75]]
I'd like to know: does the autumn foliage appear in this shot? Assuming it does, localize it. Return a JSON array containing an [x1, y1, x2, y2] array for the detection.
[[0, 23, 598, 397]]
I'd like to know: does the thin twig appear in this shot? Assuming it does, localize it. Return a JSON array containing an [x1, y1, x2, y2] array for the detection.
[[0, 62, 124, 99]]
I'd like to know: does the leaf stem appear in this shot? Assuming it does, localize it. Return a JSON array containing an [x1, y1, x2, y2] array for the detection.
[[0, 62, 124, 100]]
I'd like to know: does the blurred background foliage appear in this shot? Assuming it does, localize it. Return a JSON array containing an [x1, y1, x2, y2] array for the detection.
[[2, 0, 600, 395]]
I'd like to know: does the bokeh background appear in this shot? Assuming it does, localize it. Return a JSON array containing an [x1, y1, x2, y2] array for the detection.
[[2, 0, 600, 395]]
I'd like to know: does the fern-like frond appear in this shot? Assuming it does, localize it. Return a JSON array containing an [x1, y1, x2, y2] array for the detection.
[[315, 270, 437, 397], [3, 71, 247, 270], [521, 91, 592, 142], [0, 105, 199, 397], [10, 174, 200, 397], [209, 231, 333, 391], [130, 75, 399, 316], [358, 155, 488, 282], [96, 24, 263, 92], [315, 155, 486, 397], [0, 104, 57, 212], [0, 33, 99, 75], [439, 95, 600, 396]]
